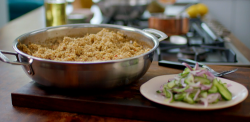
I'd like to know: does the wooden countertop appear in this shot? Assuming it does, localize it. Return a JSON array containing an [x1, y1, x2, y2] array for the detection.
[[0, 6, 250, 122]]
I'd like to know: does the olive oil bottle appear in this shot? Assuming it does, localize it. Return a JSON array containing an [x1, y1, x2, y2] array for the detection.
[[45, 0, 66, 27]]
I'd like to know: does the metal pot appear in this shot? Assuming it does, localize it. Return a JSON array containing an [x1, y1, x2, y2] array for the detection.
[[96, 0, 148, 24], [149, 14, 189, 36], [0, 24, 167, 89]]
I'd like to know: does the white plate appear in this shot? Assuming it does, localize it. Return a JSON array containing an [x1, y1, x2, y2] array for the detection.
[[140, 74, 248, 110]]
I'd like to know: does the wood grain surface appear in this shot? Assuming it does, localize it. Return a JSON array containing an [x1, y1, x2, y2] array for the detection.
[[0, 61, 249, 122]]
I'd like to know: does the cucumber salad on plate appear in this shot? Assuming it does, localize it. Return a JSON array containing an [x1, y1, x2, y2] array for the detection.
[[157, 63, 232, 106]]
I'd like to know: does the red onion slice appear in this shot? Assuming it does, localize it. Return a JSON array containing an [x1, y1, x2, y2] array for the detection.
[[168, 78, 175, 82], [200, 93, 221, 107], [194, 62, 200, 70], [200, 83, 213, 90], [200, 98, 208, 107], [182, 62, 193, 71], [160, 84, 164, 91], [181, 78, 187, 87], [227, 83, 232, 87], [166, 89, 173, 103], [190, 70, 201, 75], [193, 89, 201, 101], [195, 69, 207, 76], [207, 93, 221, 103], [186, 92, 190, 98], [185, 87, 194, 93], [205, 71, 215, 81]]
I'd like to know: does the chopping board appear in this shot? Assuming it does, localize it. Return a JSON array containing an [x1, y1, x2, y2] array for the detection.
[[11, 62, 247, 122]]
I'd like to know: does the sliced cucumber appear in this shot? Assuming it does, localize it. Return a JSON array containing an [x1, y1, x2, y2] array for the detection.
[[194, 76, 211, 84], [222, 83, 228, 88], [200, 91, 208, 98], [189, 92, 196, 99], [163, 84, 172, 98], [213, 78, 232, 100], [184, 67, 191, 72], [156, 90, 162, 93], [184, 74, 194, 85], [157, 63, 233, 106], [211, 99, 219, 104], [174, 93, 186, 101], [167, 80, 176, 89], [208, 84, 218, 93], [183, 94, 195, 104], [173, 86, 190, 93], [179, 68, 190, 78], [203, 74, 207, 78]]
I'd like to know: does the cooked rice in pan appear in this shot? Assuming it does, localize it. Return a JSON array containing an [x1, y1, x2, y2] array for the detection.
[[18, 29, 152, 62]]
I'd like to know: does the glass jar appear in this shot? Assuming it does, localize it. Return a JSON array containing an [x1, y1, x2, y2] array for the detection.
[[45, 0, 67, 27]]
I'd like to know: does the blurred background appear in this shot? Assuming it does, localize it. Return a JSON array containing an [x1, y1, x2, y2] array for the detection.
[[0, 0, 249, 49]]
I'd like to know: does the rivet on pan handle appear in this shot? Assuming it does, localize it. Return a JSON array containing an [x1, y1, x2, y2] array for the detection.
[[0, 50, 34, 75], [143, 28, 168, 42]]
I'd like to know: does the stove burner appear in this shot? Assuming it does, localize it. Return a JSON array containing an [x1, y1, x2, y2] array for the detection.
[[177, 46, 208, 61]]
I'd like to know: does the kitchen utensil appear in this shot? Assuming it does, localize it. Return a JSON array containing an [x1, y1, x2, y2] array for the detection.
[[148, 3, 194, 36], [96, 0, 148, 24], [148, 14, 189, 36], [159, 59, 238, 77], [0, 24, 167, 89], [158, 60, 194, 69], [215, 68, 238, 77], [178, 58, 238, 77]]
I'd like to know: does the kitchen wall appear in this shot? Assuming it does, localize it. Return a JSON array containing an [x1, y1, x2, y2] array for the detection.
[[201, 0, 250, 49], [0, 0, 9, 28]]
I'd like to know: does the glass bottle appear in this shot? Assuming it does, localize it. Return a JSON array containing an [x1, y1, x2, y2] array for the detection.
[[45, 0, 67, 27]]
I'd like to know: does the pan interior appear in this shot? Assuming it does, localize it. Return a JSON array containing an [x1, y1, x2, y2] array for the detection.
[[15, 25, 156, 50]]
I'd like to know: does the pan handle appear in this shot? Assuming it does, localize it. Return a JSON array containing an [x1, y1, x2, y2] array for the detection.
[[143, 28, 168, 42], [0, 50, 34, 75], [0, 50, 29, 65]]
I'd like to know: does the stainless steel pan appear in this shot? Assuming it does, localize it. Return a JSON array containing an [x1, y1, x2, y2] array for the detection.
[[0, 24, 167, 89]]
